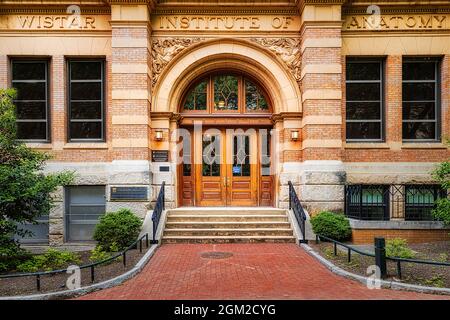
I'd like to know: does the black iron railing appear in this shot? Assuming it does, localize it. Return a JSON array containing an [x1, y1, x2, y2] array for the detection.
[[345, 184, 446, 221], [0, 233, 149, 292], [151, 181, 165, 244], [316, 234, 450, 279], [288, 181, 307, 243]]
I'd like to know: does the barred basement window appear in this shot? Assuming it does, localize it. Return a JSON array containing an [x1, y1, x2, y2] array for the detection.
[[346, 59, 384, 141], [345, 185, 390, 220], [11, 60, 50, 141], [68, 60, 105, 141], [405, 185, 447, 221], [402, 58, 440, 141]]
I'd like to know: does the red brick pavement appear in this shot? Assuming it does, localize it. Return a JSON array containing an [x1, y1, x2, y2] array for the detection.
[[77, 244, 449, 300]]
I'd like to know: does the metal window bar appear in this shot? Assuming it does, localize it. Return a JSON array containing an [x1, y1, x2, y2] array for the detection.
[[345, 185, 390, 221], [345, 184, 447, 221]]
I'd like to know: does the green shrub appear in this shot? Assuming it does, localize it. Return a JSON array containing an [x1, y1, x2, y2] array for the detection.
[[385, 238, 416, 259], [89, 245, 111, 263], [93, 209, 142, 251], [16, 248, 80, 273], [310, 211, 351, 241]]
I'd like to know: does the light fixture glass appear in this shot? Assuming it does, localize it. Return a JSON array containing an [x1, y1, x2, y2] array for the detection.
[[155, 130, 163, 141], [291, 130, 299, 141]]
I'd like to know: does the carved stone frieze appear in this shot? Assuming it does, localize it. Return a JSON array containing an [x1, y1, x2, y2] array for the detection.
[[151, 37, 204, 87], [250, 38, 301, 82]]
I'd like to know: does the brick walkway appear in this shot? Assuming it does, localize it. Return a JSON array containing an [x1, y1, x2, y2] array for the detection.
[[78, 244, 449, 300]]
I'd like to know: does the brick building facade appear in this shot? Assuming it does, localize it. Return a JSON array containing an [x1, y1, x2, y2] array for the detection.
[[0, 0, 449, 244]]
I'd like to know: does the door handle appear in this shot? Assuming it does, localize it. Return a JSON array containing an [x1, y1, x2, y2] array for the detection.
[[223, 176, 227, 188]]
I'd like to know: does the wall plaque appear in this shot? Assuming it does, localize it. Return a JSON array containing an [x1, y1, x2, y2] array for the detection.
[[152, 150, 169, 162], [110, 187, 148, 201]]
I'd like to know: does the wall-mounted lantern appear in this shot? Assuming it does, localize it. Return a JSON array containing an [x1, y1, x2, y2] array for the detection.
[[291, 130, 299, 141], [155, 130, 164, 141]]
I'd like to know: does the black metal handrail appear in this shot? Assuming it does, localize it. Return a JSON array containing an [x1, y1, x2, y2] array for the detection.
[[0, 233, 150, 292], [288, 181, 307, 243], [315, 234, 450, 279], [151, 181, 165, 243]]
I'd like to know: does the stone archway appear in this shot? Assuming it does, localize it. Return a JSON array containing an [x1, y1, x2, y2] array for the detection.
[[151, 38, 302, 115], [150, 38, 302, 207]]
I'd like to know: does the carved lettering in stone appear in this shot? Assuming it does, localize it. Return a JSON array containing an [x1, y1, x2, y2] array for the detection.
[[250, 38, 301, 82], [151, 38, 204, 87]]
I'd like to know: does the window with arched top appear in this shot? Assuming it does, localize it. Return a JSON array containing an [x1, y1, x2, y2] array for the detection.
[[181, 73, 271, 114]]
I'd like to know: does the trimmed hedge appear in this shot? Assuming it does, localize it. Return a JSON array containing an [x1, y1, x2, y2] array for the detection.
[[93, 209, 142, 251], [310, 211, 351, 241]]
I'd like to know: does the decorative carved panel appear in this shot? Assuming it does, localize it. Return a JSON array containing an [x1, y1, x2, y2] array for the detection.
[[250, 38, 301, 82], [151, 37, 204, 87]]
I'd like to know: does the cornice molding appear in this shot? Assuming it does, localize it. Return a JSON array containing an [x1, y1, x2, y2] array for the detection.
[[0, 7, 111, 15], [342, 6, 450, 15], [297, 0, 347, 15], [153, 7, 299, 15]]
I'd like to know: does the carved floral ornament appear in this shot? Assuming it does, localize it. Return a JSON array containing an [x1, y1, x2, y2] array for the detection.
[[151, 37, 302, 88]]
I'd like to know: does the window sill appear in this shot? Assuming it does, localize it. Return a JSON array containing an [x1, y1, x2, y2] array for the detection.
[[401, 143, 448, 149], [344, 142, 390, 149], [63, 142, 108, 149], [25, 142, 53, 149]]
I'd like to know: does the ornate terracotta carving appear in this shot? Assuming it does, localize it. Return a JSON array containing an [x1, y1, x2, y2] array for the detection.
[[250, 38, 301, 82], [151, 37, 203, 87]]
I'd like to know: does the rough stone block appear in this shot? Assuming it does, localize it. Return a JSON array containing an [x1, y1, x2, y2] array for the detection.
[[49, 234, 64, 246], [301, 171, 346, 185], [106, 202, 149, 219], [279, 172, 300, 185], [303, 201, 345, 215], [300, 185, 344, 202], [74, 174, 108, 185], [108, 171, 150, 184], [49, 202, 64, 219], [49, 218, 63, 235]]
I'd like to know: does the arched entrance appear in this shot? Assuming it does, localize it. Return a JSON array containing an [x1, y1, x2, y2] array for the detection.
[[177, 71, 274, 206], [151, 39, 302, 208]]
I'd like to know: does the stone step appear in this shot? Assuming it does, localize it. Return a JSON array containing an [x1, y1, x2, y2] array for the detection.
[[164, 228, 294, 237], [167, 208, 286, 216], [167, 214, 288, 222], [165, 221, 292, 229], [161, 235, 296, 244]]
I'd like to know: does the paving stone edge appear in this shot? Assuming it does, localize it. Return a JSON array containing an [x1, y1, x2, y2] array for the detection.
[[0, 244, 159, 300], [301, 243, 450, 296]]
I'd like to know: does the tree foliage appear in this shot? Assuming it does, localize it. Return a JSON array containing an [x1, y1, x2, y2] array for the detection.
[[432, 138, 450, 226], [0, 88, 74, 271]]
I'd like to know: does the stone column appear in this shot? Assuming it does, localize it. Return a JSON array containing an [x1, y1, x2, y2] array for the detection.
[[0, 55, 7, 88], [108, 3, 152, 218], [386, 55, 402, 148], [297, 1, 346, 214]]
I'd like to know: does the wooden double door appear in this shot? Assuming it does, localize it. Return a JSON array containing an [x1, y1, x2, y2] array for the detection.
[[179, 127, 273, 207]]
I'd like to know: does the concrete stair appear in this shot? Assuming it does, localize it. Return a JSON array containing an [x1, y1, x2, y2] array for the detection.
[[162, 208, 295, 243]]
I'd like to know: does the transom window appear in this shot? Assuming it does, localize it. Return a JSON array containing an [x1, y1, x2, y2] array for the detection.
[[345, 59, 384, 141], [181, 73, 270, 114], [402, 58, 440, 141], [11, 60, 50, 141], [68, 60, 105, 141]]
